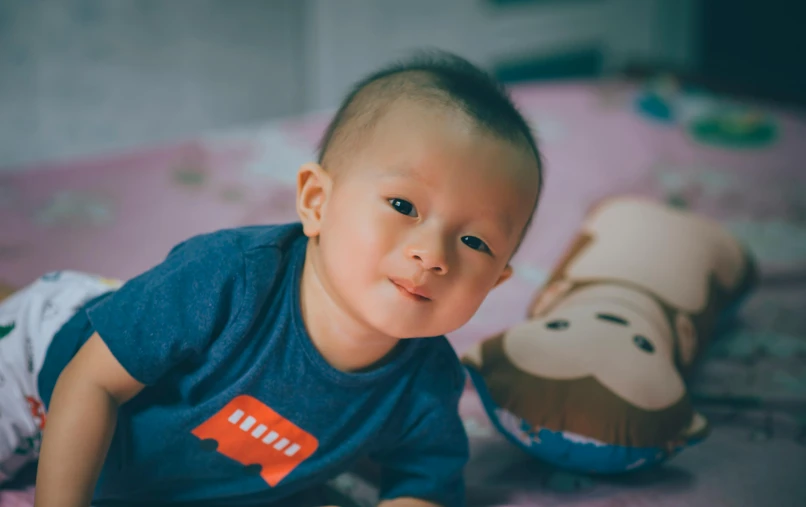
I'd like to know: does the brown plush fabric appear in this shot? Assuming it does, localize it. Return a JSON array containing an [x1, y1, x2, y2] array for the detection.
[[466, 334, 695, 448]]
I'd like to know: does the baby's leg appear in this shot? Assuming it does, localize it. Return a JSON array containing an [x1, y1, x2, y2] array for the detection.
[[0, 282, 43, 484], [0, 272, 117, 485]]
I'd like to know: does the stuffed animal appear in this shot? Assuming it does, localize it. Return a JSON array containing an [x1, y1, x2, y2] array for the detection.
[[462, 196, 757, 474]]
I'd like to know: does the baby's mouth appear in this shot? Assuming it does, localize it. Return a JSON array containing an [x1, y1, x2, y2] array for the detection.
[[389, 277, 432, 302]]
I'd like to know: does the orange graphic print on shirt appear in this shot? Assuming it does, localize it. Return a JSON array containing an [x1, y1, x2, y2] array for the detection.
[[191, 395, 319, 486], [26, 396, 46, 430]]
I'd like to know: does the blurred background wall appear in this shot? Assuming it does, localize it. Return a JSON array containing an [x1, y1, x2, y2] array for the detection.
[[0, 0, 800, 168]]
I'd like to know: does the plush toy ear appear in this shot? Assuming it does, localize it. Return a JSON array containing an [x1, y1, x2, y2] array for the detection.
[[528, 280, 573, 318], [675, 312, 698, 367], [676, 411, 710, 447], [661, 411, 708, 456]]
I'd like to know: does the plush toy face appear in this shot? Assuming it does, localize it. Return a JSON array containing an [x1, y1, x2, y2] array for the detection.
[[466, 283, 698, 451], [506, 284, 685, 411], [463, 197, 757, 473]]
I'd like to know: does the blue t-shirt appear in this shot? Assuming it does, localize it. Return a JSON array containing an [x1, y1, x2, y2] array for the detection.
[[39, 223, 469, 506]]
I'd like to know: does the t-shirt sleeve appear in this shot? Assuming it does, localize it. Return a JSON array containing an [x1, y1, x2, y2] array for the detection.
[[85, 231, 246, 385], [370, 351, 470, 507]]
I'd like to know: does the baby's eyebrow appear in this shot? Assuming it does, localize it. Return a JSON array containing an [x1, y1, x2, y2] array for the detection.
[[495, 212, 514, 237], [376, 167, 425, 184]]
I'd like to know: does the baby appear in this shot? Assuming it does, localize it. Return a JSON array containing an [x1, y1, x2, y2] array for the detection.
[[0, 51, 543, 507]]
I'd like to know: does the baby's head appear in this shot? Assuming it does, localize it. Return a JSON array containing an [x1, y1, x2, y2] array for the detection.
[[297, 51, 543, 340]]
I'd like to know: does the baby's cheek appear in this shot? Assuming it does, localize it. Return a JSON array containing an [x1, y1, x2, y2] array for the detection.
[[447, 284, 488, 322], [354, 217, 396, 259]]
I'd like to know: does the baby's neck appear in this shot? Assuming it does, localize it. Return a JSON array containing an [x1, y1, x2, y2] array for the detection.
[[299, 245, 401, 373]]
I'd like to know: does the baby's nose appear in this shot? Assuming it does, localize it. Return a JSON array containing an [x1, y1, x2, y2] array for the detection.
[[412, 252, 446, 273], [407, 236, 448, 274]]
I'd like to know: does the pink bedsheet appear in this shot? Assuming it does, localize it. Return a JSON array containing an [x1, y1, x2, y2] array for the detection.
[[2, 81, 805, 506]]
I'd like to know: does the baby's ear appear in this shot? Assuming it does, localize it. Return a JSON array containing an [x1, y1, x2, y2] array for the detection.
[[296, 162, 331, 238], [493, 264, 513, 288]]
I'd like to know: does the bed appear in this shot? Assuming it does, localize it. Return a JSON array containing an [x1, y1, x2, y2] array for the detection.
[[1, 80, 805, 507]]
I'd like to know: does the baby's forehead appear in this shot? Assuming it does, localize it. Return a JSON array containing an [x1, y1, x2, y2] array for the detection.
[[353, 107, 535, 190], [369, 97, 524, 147], [331, 95, 540, 206], [370, 107, 537, 195]]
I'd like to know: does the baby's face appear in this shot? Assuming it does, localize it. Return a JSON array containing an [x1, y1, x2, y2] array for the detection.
[[316, 102, 538, 339]]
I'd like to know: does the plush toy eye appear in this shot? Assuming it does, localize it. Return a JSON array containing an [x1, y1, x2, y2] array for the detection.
[[633, 335, 655, 353], [546, 319, 569, 330]]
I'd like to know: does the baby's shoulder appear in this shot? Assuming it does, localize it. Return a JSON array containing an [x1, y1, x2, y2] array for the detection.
[[169, 223, 304, 278], [180, 222, 303, 256]]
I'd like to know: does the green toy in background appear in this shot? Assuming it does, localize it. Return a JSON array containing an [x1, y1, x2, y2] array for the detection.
[[689, 108, 778, 148], [635, 74, 779, 149]]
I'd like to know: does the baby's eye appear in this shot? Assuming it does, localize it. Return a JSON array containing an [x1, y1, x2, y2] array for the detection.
[[388, 198, 417, 217], [461, 236, 490, 253]]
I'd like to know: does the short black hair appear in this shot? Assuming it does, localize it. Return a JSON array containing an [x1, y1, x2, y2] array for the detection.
[[317, 50, 544, 249]]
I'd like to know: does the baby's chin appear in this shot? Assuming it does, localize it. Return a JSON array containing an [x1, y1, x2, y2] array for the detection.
[[353, 288, 475, 339], [366, 314, 461, 341]]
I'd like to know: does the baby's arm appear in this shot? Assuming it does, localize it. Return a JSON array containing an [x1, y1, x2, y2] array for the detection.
[[32, 230, 248, 505], [34, 332, 144, 507]]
